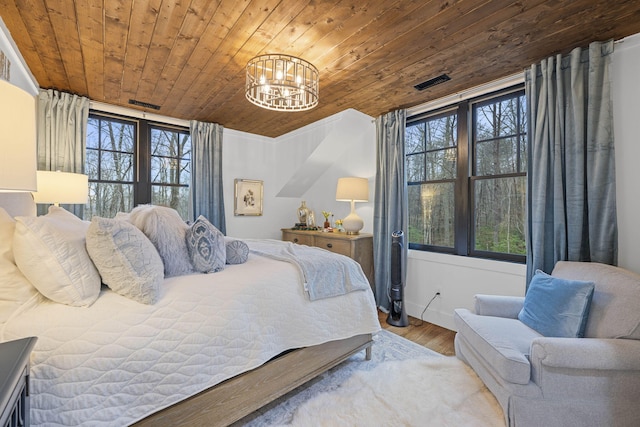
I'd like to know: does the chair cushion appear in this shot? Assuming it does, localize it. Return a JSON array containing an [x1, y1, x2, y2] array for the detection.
[[454, 308, 542, 385], [552, 261, 640, 339], [518, 270, 595, 338]]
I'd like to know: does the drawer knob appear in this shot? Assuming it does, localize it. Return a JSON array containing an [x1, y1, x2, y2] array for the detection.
[[326, 243, 333, 248], [293, 238, 299, 243]]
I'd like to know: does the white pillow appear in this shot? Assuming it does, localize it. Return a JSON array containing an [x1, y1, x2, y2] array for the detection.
[[0, 208, 38, 322], [86, 217, 164, 304], [13, 206, 101, 307], [128, 205, 194, 277]]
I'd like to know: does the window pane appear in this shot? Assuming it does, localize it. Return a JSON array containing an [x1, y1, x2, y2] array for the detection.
[[151, 157, 191, 185], [406, 153, 425, 182], [405, 124, 425, 154], [101, 120, 135, 152], [408, 182, 455, 247], [87, 118, 100, 149], [425, 148, 456, 180], [151, 185, 190, 220], [100, 151, 134, 181], [475, 96, 522, 141], [476, 137, 520, 176], [86, 148, 99, 180], [473, 176, 526, 255], [424, 115, 457, 151], [86, 182, 134, 219], [150, 127, 191, 187]]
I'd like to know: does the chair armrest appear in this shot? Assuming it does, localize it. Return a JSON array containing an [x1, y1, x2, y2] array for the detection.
[[474, 294, 524, 318], [530, 337, 640, 371]]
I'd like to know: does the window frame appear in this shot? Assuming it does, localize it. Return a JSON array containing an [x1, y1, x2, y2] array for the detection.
[[405, 85, 526, 263], [87, 111, 191, 218]]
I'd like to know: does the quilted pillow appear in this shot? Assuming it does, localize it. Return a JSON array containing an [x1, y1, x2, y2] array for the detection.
[[226, 239, 249, 265], [86, 217, 164, 304], [0, 208, 38, 322], [128, 205, 194, 277], [13, 206, 101, 307], [186, 216, 226, 273], [518, 270, 595, 338]]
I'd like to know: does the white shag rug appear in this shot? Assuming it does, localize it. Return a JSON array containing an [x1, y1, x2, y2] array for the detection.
[[287, 357, 505, 427]]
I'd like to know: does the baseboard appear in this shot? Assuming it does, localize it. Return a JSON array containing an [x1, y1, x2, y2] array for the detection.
[[405, 300, 456, 331]]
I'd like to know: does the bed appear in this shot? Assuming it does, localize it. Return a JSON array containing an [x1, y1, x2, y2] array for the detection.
[[0, 193, 381, 426]]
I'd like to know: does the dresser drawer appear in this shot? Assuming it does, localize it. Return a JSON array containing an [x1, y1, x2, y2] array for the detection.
[[282, 231, 314, 246], [314, 236, 351, 257]]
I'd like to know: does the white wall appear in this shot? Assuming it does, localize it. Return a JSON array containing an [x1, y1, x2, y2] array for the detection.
[[612, 33, 640, 274], [223, 109, 376, 240]]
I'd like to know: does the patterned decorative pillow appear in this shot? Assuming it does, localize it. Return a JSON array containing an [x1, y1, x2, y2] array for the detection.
[[226, 240, 249, 265], [185, 216, 226, 273], [86, 217, 164, 305]]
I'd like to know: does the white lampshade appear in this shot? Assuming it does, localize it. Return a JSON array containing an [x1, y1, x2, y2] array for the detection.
[[32, 171, 89, 205], [336, 177, 369, 235], [0, 79, 37, 191], [336, 177, 369, 202]]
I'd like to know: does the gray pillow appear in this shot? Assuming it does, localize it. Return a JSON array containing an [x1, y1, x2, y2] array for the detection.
[[128, 205, 194, 277], [226, 240, 249, 264], [186, 216, 226, 273], [86, 217, 164, 305]]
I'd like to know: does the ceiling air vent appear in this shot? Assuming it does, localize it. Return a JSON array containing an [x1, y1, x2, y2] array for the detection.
[[128, 99, 161, 110], [414, 74, 451, 91]]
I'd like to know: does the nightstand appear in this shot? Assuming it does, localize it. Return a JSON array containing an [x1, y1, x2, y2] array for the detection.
[[0, 337, 37, 427], [281, 229, 374, 289]]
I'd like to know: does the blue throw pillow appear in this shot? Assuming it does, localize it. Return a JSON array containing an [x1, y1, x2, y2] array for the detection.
[[518, 270, 595, 338]]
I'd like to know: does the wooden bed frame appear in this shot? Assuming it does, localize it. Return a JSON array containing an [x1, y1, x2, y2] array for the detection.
[[133, 333, 373, 426]]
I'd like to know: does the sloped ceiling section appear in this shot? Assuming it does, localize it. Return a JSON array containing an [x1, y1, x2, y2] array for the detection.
[[276, 109, 373, 198]]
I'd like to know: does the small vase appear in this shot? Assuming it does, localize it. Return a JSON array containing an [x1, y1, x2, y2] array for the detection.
[[323, 220, 330, 228]]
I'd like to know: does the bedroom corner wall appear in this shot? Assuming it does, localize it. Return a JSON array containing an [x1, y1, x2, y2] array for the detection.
[[612, 32, 640, 275], [223, 108, 376, 240]]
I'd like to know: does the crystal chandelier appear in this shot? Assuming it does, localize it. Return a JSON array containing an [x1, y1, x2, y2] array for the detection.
[[245, 54, 319, 111]]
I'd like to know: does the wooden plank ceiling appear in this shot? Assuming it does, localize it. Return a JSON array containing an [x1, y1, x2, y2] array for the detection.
[[2, 0, 640, 137]]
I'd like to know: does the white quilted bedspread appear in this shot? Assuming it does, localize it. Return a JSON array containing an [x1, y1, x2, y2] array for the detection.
[[1, 252, 380, 426]]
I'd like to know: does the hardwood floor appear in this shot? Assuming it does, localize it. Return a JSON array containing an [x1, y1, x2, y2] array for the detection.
[[378, 310, 456, 356]]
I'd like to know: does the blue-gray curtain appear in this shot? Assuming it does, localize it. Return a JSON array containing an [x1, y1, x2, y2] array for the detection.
[[189, 120, 226, 234], [36, 89, 90, 217], [374, 109, 407, 310], [525, 40, 617, 284]]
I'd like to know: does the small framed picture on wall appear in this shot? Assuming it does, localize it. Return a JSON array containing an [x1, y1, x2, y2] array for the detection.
[[234, 179, 263, 216]]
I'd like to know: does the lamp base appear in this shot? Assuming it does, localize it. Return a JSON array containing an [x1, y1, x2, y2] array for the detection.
[[342, 211, 363, 235]]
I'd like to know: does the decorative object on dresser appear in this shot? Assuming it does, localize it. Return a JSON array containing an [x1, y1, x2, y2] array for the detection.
[[296, 200, 310, 227], [336, 177, 369, 235], [31, 171, 88, 207], [0, 337, 37, 427], [0, 79, 37, 192], [233, 179, 263, 216], [282, 228, 375, 289]]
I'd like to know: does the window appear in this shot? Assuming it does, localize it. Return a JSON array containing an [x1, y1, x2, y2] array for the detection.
[[406, 87, 526, 262], [85, 113, 191, 220]]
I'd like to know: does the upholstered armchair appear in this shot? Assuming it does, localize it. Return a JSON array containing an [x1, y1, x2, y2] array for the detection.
[[454, 261, 640, 427]]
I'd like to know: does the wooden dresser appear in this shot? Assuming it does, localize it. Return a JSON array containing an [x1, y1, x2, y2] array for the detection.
[[281, 229, 374, 289]]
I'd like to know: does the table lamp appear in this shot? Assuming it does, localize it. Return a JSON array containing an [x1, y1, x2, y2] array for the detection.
[[336, 177, 369, 235], [32, 170, 89, 206], [0, 79, 37, 192]]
